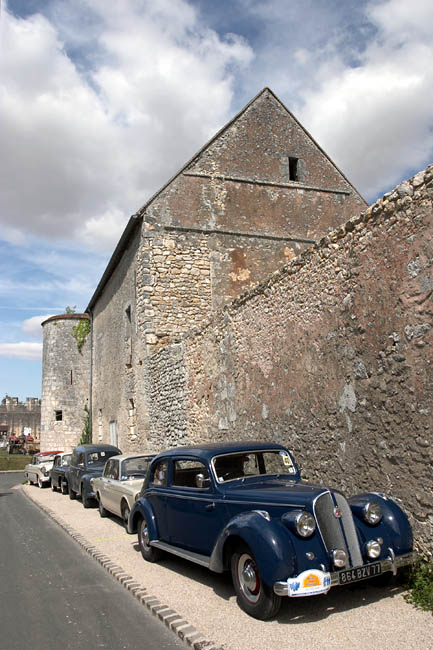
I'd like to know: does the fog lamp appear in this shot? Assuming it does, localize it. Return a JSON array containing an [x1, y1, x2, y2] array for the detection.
[[332, 549, 347, 568], [366, 540, 381, 559]]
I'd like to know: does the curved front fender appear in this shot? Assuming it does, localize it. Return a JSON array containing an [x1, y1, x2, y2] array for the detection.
[[129, 498, 159, 539], [210, 511, 297, 588], [349, 493, 413, 555]]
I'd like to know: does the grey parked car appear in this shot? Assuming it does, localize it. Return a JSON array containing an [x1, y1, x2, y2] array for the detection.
[[68, 443, 122, 508]]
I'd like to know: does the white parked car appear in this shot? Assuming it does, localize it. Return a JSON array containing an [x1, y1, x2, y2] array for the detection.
[[91, 454, 154, 531], [24, 451, 63, 488]]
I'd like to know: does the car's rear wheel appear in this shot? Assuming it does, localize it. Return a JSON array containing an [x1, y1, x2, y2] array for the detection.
[[98, 496, 108, 517], [138, 517, 162, 562], [69, 485, 76, 500], [121, 502, 131, 533], [231, 545, 281, 620]]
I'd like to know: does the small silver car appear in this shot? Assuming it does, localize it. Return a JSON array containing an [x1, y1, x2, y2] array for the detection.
[[24, 451, 63, 488], [91, 454, 154, 531]]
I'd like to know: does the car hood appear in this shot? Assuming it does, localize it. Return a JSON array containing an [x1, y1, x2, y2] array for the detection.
[[222, 478, 329, 508]]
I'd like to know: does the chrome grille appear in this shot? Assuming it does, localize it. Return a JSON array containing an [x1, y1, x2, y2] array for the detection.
[[314, 491, 362, 568]]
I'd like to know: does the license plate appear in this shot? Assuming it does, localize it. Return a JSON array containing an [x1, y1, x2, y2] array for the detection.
[[338, 563, 381, 585]]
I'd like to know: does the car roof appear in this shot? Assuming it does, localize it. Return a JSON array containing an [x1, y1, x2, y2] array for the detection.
[[73, 444, 121, 453], [153, 441, 288, 462], [35, 450, 63, 456], [107, 453, 155, 462]]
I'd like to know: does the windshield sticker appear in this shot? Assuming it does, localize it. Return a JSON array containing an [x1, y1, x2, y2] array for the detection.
[[280, 452, 296, 473]]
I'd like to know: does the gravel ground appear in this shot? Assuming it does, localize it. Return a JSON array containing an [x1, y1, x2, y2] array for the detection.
[[21, 483, 433, 650]]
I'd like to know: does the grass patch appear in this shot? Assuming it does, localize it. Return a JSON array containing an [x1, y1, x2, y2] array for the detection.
[[404, 558, 433, 614], [0, 450, 29, 471]]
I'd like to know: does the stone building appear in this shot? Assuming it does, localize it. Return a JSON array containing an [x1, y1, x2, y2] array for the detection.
[[40, 313, 90, 451], [0, 395, 41, 440], [85, 87, 366, 450]]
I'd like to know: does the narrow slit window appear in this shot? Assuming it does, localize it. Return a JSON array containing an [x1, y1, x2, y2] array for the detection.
[[289, 157, 298, 181], [55, 410, 63, 421]]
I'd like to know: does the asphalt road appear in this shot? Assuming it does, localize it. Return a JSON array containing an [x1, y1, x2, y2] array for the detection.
[[0, 472, 184, 650]]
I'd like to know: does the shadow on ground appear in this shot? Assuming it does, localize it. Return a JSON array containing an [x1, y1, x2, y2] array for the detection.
[[131, 540, 405, 624]]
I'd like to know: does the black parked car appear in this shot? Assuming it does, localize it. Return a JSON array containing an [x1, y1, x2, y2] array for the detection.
[[50, 452, 72, 494], [68, 443, 122, 508]]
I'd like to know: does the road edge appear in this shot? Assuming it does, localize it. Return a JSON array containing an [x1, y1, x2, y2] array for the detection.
[[21, 485, 223, 650]]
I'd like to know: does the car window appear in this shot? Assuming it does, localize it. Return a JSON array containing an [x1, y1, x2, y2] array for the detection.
[[104, 460, 113, 478], [111, 460, 119, 480], [122, 457, 151, 480], [62, 454, 71, 466], [54, 456, 61, 467], [172, 459, 209, 489], [213, 450, 296, 482], [150, 460, 168, 487], [77, 453, 85, 466]]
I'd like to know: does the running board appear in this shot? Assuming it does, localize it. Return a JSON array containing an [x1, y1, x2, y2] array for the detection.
[[150, 541, 211, 568]]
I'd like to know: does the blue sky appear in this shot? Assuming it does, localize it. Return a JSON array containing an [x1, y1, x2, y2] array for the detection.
[[1, 0, 433, 400]]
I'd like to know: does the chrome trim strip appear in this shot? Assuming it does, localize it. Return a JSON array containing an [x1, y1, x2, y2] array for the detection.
[[145, 489, 302, 508], [274, 552, 416, 596], [150, 540, 211, 568]]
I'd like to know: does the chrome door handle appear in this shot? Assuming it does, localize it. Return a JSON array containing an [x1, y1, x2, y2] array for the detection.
[[205, 502, 215, 511]]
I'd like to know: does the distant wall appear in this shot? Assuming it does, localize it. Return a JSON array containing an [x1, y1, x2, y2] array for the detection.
[[150, 165, 433, 556], [0, 397, 41, 440]]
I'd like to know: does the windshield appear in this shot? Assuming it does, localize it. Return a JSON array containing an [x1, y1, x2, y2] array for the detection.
[[213, 450, 296, 483], [122, 456, 151, 479], [35, 455, 55, 465]]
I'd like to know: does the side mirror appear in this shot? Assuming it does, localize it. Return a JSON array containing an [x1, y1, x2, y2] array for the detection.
[[195, 473, 210, 489]]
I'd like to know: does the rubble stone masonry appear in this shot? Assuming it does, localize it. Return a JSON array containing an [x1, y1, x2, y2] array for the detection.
[[149, 165, 433, 556]]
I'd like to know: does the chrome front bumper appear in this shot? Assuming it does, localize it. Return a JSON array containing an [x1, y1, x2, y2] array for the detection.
[[274, 550, 416, 597]]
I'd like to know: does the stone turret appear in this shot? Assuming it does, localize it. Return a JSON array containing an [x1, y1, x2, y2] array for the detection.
[[41, 313, 91, 452]]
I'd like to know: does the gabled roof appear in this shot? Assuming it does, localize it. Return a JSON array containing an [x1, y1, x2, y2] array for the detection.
[[87, 87, 366, 312]]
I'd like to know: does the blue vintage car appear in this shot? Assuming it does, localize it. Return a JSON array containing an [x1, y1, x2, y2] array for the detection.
[[130, 441, 415, 619]]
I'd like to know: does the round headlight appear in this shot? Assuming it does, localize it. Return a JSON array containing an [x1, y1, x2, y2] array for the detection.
[[365, 540, 381, 559], [295, 511, 316, 538], [363, 501, 382, 525], [332, 549, 347, 568]]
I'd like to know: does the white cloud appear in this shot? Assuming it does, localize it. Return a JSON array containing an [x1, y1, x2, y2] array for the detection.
[[0, 342, 43, 360], [21, 315, 56, 339], [295, 0, 433, 199], [0, 0, 253, 252]]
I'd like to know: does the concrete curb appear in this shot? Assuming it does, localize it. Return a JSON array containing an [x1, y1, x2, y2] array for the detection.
[[22, 486, 222, 650]]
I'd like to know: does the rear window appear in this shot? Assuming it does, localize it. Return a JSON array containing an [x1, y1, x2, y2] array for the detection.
[[86, 450, 118, 466]]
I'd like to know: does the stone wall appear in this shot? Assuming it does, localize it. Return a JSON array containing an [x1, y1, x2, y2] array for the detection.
[[149, 164, 433, 556], [41, 314, 91, 452], [91, 227, 146, 453]]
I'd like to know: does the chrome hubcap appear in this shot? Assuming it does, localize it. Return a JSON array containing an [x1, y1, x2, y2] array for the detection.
[[140, 522, 150, 548], [238, 553, 260, 603]]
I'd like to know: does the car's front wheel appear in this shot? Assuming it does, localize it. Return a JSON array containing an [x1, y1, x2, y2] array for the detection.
[[69, 485, 76, 500], [231, 545, 281, 620], [138, 517, 162, 562], [61, 480, 68, 495]]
